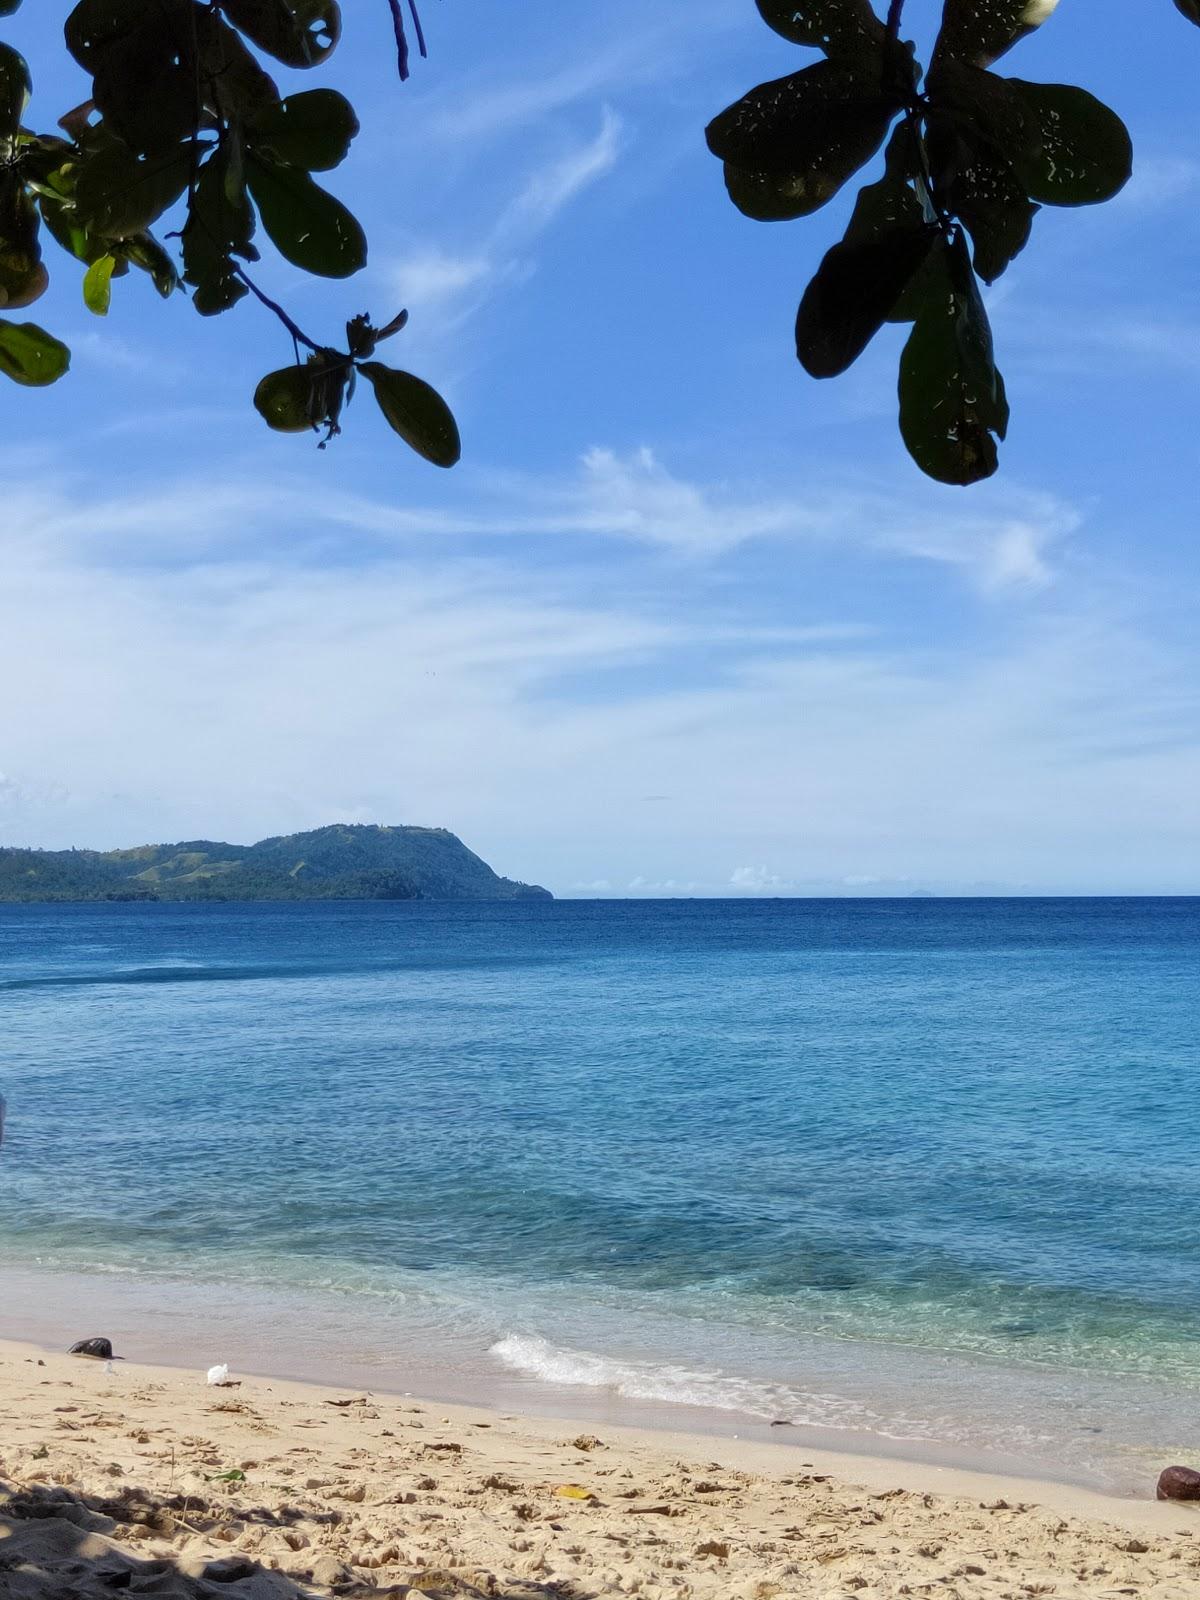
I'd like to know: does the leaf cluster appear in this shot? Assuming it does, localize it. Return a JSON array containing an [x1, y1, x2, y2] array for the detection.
[[706, 0, 1186, 484], [0, 0, 457, 464]]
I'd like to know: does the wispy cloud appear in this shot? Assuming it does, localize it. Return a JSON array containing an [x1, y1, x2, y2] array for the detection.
[[4, 457, 1198, 892], [388, 110, 622, 344]]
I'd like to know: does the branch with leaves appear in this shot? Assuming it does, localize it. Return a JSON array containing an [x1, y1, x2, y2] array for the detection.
[[707, 0, 1194, 486], [0, 0, 459, 465]]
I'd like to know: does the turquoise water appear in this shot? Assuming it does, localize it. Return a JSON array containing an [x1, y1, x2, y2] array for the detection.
[[2, 899, 1199, 1485]]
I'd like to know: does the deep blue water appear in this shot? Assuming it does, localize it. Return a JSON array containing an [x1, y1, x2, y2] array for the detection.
[[2, 898, 1199, 1478]]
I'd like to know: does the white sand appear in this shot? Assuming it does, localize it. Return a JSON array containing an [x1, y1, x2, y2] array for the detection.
[[2, 1338, 1198, 1598]]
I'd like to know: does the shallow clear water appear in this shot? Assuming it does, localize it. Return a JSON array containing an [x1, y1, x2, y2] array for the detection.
[[2, 898, 1198, 1487]]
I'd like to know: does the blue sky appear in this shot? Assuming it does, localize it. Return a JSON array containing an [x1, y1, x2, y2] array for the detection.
[[2, 0, 1199, 895]]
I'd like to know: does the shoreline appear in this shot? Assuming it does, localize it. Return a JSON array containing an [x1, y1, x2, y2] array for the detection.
[[0, 1332, 1192, 1535], [2, 1337, 1199, 1600], [0, 1260, 1194, 1503]]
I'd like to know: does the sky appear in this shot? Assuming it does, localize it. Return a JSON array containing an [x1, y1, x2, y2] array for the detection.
[[2, 0, 1200, 896]]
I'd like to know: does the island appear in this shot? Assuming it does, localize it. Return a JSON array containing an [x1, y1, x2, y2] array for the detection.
[[0, 825, 552, 903]]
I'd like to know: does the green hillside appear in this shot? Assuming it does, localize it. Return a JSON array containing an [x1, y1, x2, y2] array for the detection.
[[0, 825, 551, 903]]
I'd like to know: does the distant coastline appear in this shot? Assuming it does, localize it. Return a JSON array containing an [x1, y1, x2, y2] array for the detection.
[[0, 823, 551, 903]]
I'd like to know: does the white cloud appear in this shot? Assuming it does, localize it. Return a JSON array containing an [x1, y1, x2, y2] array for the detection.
[[4, 459, 1198, 894], [388, 112, 622, 342], [730, 865, 788, 892]]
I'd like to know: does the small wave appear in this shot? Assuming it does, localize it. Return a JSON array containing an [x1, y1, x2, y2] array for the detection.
[[489, 1333, 870, 1430]]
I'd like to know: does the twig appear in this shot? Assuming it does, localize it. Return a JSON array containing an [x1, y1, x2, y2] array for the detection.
[[387, 0, 428, 80], [407, 0, 428, 59], [229, 264, 319, 358]]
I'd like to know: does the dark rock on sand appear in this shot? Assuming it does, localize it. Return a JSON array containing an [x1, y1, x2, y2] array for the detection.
[[68, 1338, 118, 1360], [1157, 1465, 1200, 1501]]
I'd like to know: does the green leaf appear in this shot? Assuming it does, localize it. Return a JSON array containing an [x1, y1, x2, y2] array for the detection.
[[220, 0, 341, 68], [245, 155, 366, 277], [933, 0, 1061, 70], [83, 253, 116, 314], [254, 364, 318, 431], [898, 232, 1008, 485], [0, 318, 70, 386], [254, 351, 350, 441], [359, 362, 461, 467], [1003, 80, 1132, 206], [73, 140, 192, 236], [754, 0, 886, 60], [247, 89, 359, 172], [797, 222, 938, 378], [708, 62, 900, 221], [123, 232, 180, 297], [0, 41, 30, 138]]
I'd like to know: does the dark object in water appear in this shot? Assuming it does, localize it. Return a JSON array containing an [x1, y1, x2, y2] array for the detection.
[[1157, 1465, 1200, 1501], [68, 1337, 122, 1360]]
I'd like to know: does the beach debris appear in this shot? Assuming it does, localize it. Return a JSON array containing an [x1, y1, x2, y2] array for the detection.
[[567, 1434, 605, 1452], [206, 1363, 236, 1387], [1157, 1464, 1200, 1501], [554, 1484, 597, 1502], [696, 1541, 730, 1559], [68, 1337, 121, 1360]]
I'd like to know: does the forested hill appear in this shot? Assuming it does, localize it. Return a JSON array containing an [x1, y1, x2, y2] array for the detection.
[[0, 825, 551, 903]]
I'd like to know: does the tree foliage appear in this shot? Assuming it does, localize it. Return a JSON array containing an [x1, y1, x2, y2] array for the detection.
[[0, 0, 460, 463], [707, 0, 1190, 485]]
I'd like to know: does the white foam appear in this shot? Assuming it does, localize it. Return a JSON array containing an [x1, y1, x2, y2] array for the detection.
[[488, 1333, 868, 1429]]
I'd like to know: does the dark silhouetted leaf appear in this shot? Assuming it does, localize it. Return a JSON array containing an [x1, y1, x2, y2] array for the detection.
[[707, 61, 899, 175], [1004, 80, 1132, 206], [755, 0, 886, 60], [65, 0, 195, 153], [933, 0, 1061, 70], [0, 41, 30, 138], [221, 0, 341, 68], [0, 175, 47, 308], [82, 251, 115, 313], [924, 109, 1038, 281], [73, 140, 192, 235], [951, 149, 1036, 281], [709, 62, 900, 220], [1176, 0, 1200, 21], [0, 2, 23, 14], [247, 89, 359, 171], [359, 361, 460, 467], [0, 317, 70, 385], [797, 221, 938, 377], [67, 0, 277, 152], [246, 155, 366, 277], [182, 149, 256, 315], [898, 231, 1008, 484]]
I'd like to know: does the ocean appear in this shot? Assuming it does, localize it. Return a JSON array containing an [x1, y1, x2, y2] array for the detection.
[[1, 897, 1198, 1490]]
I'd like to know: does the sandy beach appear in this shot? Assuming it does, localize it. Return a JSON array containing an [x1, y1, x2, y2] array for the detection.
[[2, 1337, 1198, 1600]]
